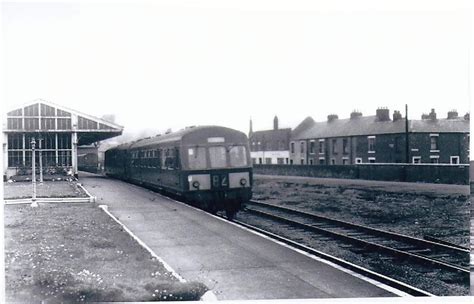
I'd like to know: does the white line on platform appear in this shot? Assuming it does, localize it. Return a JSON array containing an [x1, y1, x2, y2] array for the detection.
[[159, 193, 433, 298], [98, 204, 186, 283]]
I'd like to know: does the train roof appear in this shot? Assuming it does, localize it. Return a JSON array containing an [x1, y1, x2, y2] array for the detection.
[[107, 126, 247, 151]]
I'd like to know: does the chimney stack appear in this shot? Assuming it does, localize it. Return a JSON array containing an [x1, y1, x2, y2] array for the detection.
[[376, 107, 390, 121], [350, 110, 362, 119], [447, 110, 458, 119], [273, 115, 279, 130], [464, 113, 470, 120], [392, 110, 402, 121], [428, 108, 437, 120], [327, 114, 338, 122]]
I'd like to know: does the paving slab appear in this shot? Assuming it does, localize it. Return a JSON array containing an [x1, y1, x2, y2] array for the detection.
[[79, 172, 399, 300]]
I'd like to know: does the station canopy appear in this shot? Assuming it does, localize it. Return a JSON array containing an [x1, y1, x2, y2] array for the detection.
[[4, 99, 123, 144]]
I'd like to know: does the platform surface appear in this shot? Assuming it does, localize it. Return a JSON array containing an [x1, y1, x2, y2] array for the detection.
[[80, 173, 398, 300]]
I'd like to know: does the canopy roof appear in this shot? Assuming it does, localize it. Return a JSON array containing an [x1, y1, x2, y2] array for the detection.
[[4, 99, 123, 145]]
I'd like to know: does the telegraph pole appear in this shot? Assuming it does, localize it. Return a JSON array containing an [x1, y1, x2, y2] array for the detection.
[[31, 137, 38, 207], [405, 104, 409, 164]]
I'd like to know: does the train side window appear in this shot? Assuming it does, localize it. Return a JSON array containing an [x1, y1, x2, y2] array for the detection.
[[174, 148, 180, 169], [165, 148, 176, 170], [188, 147, 207, 169], [157, 149, 162, 169]]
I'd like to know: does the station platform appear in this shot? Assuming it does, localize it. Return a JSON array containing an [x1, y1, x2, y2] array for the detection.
[[79, 172, 402, 300]]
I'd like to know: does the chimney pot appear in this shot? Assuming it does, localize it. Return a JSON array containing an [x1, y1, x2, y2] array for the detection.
[[392, 110, 402, 121], [447, 110, 458, 119], [327, 114, 338, 122], [376, 108, 390, 121], [350, 110, 362, 119]]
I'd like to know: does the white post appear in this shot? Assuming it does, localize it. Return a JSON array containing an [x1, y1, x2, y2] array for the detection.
[[38, 136, 43, 183], [71, 132, 78, 178], [31, 137, 38, 207]]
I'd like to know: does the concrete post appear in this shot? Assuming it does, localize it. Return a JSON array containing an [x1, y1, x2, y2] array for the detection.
[[71, 132, 78, 178], [31, 138, 38, 207]]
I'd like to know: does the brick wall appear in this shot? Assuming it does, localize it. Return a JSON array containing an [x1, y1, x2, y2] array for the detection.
[[253, 164, 469, 185]]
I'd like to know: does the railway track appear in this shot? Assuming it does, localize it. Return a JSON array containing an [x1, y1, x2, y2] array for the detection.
[[242, 200, 469, 274], [231, 199, 470, 296]]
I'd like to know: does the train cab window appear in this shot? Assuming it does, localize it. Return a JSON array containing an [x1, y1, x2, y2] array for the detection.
[[188, 147, 207, 170], [209, 146, 227, 168], [229, 146, 248, 167]]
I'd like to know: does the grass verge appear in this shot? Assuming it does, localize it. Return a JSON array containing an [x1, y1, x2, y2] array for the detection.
[[4, 181, 89, 200], [5, 203, 208, 302]]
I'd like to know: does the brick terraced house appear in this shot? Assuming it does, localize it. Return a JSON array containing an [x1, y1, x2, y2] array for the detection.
[[289, 108, 469, 165], [249, 116, 292, 165]]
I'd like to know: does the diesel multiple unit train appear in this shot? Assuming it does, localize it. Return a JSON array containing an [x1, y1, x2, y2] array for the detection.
[[105, 126, 252, 219]]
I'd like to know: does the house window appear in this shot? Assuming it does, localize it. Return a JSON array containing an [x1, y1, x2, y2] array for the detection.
[[332, 139, 337, 154], [285, 158, 289, 164], [300, 158, 305, 165], [430, 134, 439, 151], [412, 156, 421, 164], [368, 136, 376, 153], [343, 138, 349, 154], [290, 159, 294, 165], [277, 158, 284, 164], [319, 157, 325, 165], [368, 157, 376, 163], [309, 141, 315, 154], [258, 158, 263, 164], [290, 142, 295, 154], [342, 158, 349, 165], [450, 156, 460, 164], [309, 159, 314, 165], [430, 156, 439, 164], [355, 157, 362, 164], [330, 158, 336, 165], [265, 158, 272, 164], [318, 139, 325, 154], [300, 141, 305, 153]]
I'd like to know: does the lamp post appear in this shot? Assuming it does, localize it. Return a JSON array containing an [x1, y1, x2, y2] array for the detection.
[[31, 137, 38, 207], [38, 135, 43, 183]]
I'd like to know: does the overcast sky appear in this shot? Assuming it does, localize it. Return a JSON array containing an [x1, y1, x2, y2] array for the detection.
[[2, 0, 472, 138]]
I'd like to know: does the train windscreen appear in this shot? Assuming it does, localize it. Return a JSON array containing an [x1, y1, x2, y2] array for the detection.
[[209, 146, 227, 168], [229, 146, 248, 167], [188, 147, 207, 169]]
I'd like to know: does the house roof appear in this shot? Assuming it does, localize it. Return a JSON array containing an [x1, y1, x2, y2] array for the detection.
[[249, 128, 291, 142], [293, 116, 469, 140]]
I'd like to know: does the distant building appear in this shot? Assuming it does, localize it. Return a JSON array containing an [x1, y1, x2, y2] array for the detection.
[[290, 108, 469, 165], [249, 116, 291, 164], [3, 99, 123, 179]]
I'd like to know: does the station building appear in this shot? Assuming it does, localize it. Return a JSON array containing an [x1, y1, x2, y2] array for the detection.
[[249, 116, 291, 164], [3, 99, 123, 179], [289, 108, 469, 165]]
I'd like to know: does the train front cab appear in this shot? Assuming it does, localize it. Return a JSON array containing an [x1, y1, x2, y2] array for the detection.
[[182, 143, 252, 219]]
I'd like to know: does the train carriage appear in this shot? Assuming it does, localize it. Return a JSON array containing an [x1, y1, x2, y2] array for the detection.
[[105, 126, 252, 219]]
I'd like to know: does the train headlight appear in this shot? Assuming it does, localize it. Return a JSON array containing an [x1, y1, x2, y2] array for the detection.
[[239, 178, 247, 186], [192, 181, 200, 189]]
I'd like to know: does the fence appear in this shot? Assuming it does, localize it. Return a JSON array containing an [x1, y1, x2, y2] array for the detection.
[[253, 164, 469, 185]]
